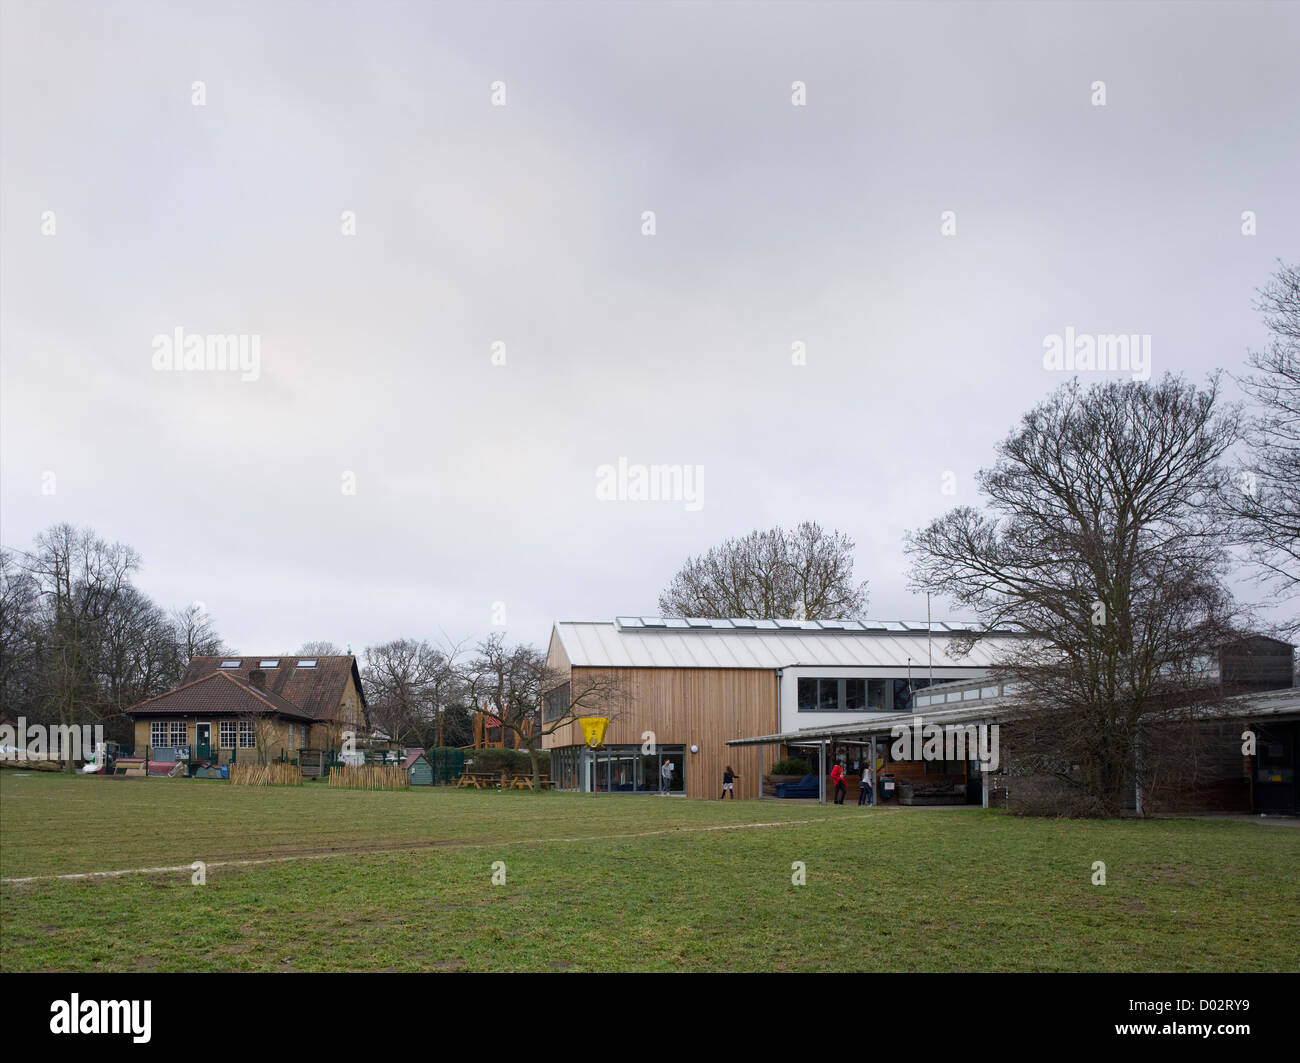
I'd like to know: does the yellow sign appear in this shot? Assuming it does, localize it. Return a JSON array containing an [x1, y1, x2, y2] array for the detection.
[[579, 717, 609, 749]]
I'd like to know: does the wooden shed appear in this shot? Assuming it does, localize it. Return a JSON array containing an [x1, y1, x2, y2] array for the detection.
[[402, 750, 434, 786]]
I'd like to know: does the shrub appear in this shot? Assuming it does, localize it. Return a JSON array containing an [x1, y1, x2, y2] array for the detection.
[[465, 748, 549, 774], [770, 757, 809, 776]]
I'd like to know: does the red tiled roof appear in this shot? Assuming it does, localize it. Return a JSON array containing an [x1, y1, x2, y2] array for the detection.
[[127, 671, 315, 721], [182, 656, 364, 720], [401, 751, 430, 771]]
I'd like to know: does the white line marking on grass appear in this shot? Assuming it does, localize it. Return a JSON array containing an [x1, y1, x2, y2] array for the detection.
[[1, 816, 849, 884]]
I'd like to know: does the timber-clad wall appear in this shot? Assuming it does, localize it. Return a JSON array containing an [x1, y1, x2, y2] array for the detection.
[[545, 666, 780, 800]]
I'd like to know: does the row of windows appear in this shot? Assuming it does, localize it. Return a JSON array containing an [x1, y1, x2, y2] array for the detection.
[[543, 683, 571, 723], [150, 721, 256, 749], [551, 745, 686, 793], [796, 677, 933, 713]]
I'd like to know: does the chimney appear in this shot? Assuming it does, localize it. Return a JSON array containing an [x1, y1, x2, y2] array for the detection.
[[248, 668, 267, 690]]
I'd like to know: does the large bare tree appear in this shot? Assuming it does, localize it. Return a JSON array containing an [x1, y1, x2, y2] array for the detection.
[[0, 549, 41, 722], [657, 521, 869, 619], [172, 602, 227, 662], [1227, 261, 1300, 627], [22, 524, 141, 770], [361, 637, 464, 749], [906, 375, 1247, 816]]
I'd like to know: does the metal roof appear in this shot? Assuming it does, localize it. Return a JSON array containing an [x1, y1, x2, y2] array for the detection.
[[553, 618, 1024, 670]]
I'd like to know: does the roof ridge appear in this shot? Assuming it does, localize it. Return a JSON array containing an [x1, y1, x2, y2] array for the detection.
[[126, 669, 229, 712]]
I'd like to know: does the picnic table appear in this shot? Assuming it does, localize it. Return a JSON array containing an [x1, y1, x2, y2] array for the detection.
[[509, 775, 555, 790], [456, 771, 553, 790]]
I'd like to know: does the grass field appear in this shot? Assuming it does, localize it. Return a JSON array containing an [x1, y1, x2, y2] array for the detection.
[[2, 772, 1297, 972]]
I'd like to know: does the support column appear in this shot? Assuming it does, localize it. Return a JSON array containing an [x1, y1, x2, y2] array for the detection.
[[757, 744, 764, 802], [818, 742, 826, 805], [870, 735, 878, 807]]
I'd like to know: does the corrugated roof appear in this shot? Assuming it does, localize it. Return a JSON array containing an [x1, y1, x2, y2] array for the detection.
[[554, 618, 1023, 670]]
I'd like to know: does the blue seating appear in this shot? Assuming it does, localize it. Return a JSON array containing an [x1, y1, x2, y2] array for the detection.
[[774, 773, 820, 798]]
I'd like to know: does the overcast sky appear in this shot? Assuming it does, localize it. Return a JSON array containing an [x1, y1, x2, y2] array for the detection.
[[2, 0, 1297, 655]]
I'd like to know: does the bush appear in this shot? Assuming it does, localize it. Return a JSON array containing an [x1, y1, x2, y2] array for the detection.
[[464, 748, 549, 774], [770, 757, 809, 776]]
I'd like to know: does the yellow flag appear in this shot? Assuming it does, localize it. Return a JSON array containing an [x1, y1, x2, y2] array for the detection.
[[579, 717, 609, 749]]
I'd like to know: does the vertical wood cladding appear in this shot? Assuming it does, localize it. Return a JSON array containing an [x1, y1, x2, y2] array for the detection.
[[545, 666, 780, 800]]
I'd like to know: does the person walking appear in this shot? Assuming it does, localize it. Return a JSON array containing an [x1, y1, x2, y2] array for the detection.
[[858, 759, 873, 806], [721, 765, 739, 799], [831, 761, 847, 804], [659, 758, 674, 794]]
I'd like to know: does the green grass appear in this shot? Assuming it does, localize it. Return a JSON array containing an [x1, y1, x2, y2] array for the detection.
[[1, 772, 1297, 972]]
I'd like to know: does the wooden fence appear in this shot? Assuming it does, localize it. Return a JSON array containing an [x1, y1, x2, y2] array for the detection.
[[327, 764, 409, 791], [229, 763, 303, 786]]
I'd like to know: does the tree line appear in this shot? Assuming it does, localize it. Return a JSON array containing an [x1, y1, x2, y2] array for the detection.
[[0, 523, 226, 744], [3, 264, 1294, 811]]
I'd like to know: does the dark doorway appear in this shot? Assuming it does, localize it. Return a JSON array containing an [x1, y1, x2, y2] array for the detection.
[[1254, 722, 1297, 814]]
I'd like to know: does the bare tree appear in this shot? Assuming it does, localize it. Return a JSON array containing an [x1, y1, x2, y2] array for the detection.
[[658, 521, 869, 619], [361, 638, 463, 749], [172, 602, 227, 661], [1227, 261, 1300, 627], [906, 375, 1247, 816], [0, 548, 41, 722], [97, 586, 183, 730], [465, 633, 629, 789], [22, 524, 141, 770], [241, 709, 283, 764], [296, 640, 341, 656]]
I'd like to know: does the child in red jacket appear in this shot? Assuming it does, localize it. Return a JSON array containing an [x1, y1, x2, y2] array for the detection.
[[831, 762, 847, 804]]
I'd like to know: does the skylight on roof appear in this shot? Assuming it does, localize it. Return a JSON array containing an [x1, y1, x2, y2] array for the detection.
[[297, 660, 317, 668], [220, 661, 240, 668], [259, 659, 279, 669]]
